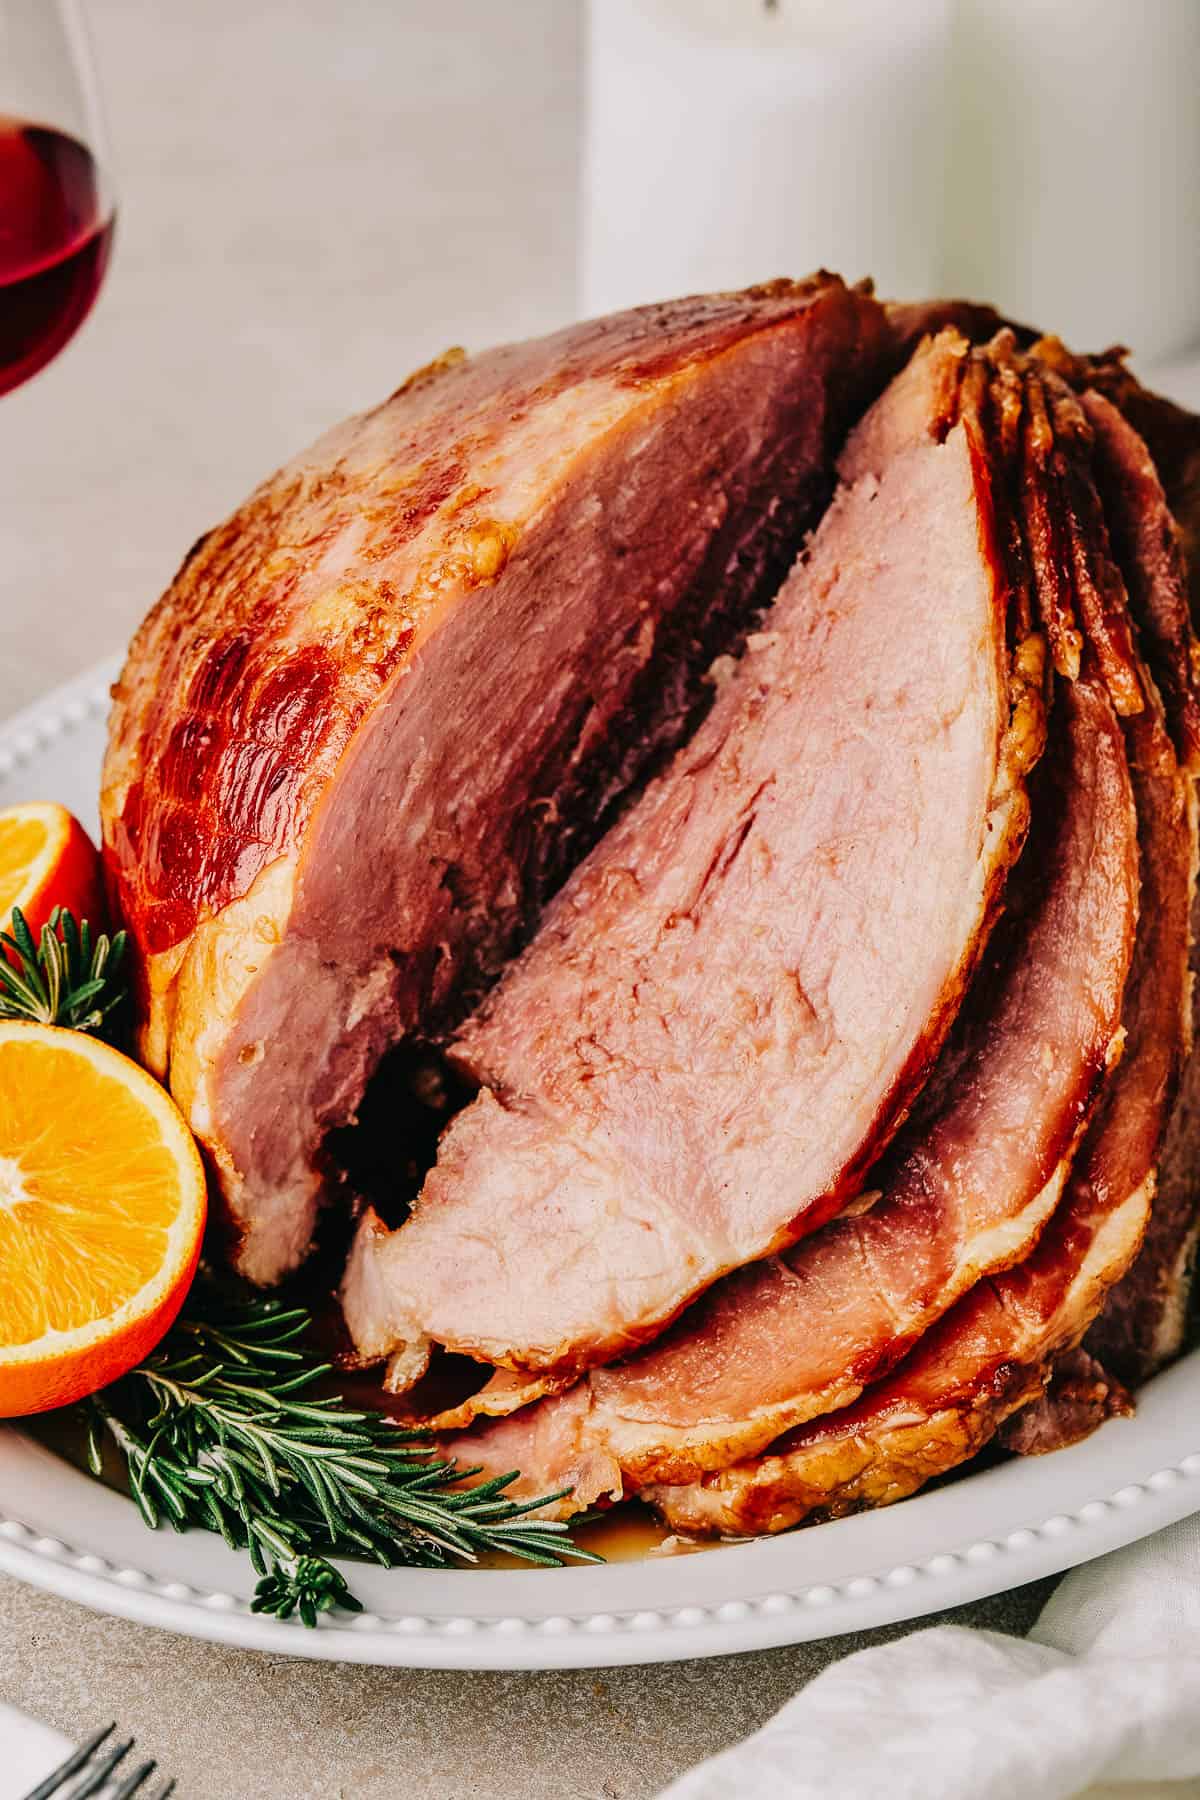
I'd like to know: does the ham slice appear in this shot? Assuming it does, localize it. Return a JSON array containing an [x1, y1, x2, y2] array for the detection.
[[650, 660, 1186, 1538], [1079, 393, 1200, 1382], [1086, 942, 1200, 1385], [649, 1174, 1151, 1538], [1078, 390, 1200, 768], [102, 277, 892, 1284], [342, 333, 1039, 1379]]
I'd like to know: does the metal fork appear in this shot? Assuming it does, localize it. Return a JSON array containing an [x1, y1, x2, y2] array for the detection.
[[21, 1722, 176, 1799]]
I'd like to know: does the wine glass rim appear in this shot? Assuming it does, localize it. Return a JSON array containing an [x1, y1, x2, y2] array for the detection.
[[59, 0, 114, 189], [0, 0, 116, 209]]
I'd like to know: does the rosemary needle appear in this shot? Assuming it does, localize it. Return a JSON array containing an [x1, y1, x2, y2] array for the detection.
[[84, 1287, 599, 1625], [0, 905, 127, 1039]]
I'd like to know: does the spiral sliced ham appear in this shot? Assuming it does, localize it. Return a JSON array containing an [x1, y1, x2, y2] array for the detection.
[[649, 663, 1182, 1538], [99, 273, 1200, 1548], [101, 276, 892, 1284], [896, 321, 1200, 1397], [647, 372, 1197, 1537], [437, 662, 1140, 1512], [421, 348, 1139, 1495], [1033, 336, 1200, 629], [341, 332, 1039, 1380]]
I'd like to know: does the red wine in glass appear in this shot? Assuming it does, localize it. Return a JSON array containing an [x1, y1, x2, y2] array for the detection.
[[0, 113, 114, 396]]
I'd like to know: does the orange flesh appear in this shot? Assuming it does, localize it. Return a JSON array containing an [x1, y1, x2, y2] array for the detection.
[[0, 1035, 192, 1348], [0, 813, 51, 919]]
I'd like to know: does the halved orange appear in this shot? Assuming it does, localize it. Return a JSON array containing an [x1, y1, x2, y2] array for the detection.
[[0, 1021, 206, 1415], [0, 801, 106, 945]]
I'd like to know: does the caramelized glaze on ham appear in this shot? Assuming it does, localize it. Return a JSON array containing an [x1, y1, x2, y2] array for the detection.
[[341, 335, 1039, 1379], [1078, 394, 1200, 1382], [1079, 390, 1200, 769], [102, 277, 892, 1283]]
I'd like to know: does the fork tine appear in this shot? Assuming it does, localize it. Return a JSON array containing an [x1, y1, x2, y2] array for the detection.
[[150, 1783, 177, 1800], [111, 1760, 159, 1799], [71, 1734, 135, 1799], [21, 1723, 115, 1800]]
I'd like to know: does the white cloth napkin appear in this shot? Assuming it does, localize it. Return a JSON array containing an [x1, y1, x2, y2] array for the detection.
[[659, 1515, 1200, 1800], [0, 1701, 70, 1798]]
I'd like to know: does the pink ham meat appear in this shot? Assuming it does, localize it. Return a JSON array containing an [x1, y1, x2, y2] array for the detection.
[[341, 333, 1040, 1379], [102, 276, 893, 1285], [435, 665, 1139, 1510], [649, 661, 1184, 1537]]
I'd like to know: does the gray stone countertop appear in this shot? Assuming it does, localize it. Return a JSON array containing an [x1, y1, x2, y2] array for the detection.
[[0, 1576, 1052, 1798]]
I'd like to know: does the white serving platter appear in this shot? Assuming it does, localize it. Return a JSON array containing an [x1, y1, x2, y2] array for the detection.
[[1, 660, 1198, 1670]]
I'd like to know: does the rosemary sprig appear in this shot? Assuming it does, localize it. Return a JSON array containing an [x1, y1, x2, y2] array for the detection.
[[0, 905, 127, 1038], [84, 1287, 598, 1624]]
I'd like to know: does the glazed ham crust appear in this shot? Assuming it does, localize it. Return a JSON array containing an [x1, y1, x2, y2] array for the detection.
[[1081, 393, 1200, 1380], [102, 276, 892, 1284], [341, 334, 1039, 1379]]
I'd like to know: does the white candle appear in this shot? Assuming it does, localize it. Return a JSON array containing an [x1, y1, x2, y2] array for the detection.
[[580, 0, 953, 318], [944, 0, 1200, 364]]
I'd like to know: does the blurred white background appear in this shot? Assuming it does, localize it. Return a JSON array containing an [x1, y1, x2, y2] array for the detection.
[[1, 0, 1198, 721], [583, 0, 1200, 356], [0, 0, 580, 717]]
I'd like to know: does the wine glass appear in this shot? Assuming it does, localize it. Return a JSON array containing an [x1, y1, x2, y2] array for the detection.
[[0, 0, 115, 397]]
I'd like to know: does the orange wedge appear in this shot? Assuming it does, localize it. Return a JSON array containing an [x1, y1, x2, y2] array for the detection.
[[0, 1021, 206, 1415], [0, 801, 105, 945]]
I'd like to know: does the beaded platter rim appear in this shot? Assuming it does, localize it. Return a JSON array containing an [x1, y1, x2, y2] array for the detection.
[[0, 660, 1198, 1670]]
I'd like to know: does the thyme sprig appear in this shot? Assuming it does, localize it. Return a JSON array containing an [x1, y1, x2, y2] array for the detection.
[[0, 905, 127, 1038], [84, 1289, 597, 1624]]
